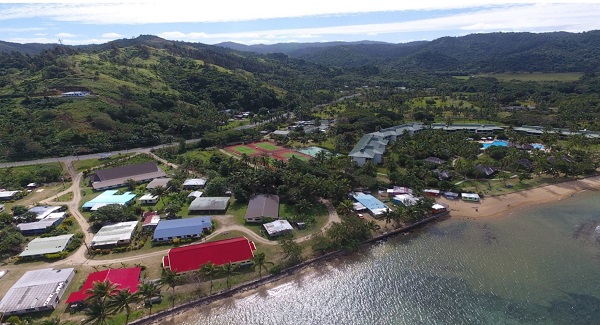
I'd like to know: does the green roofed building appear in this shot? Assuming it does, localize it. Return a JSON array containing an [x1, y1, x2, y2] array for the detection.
[[19, 234, 74, 258]]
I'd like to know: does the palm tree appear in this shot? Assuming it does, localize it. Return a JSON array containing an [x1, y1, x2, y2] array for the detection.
[[336, 199, 354, 217], [106, 289, 138, 325], [137, 281, 161, 315], [83, 300, 110, 325], [125, 178, 137, 191], [252, 252, 274, 279], [85, 280, 119, 305], [150, 185, 167, 205], [220, 262, 239, 289], [200, 261, 218, 294], [160, 269, 179, 308]]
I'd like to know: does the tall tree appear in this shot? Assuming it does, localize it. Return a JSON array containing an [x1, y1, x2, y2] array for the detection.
[[220, 262, 239, 289], [85, 280, 119, 305], [200, 261, 218, 294], [160, 269, 179, 308], [252, 252, 273, 279], [106, 289, 138, 325], [83, 300, 111, 325], [137, 281, 161, 316]]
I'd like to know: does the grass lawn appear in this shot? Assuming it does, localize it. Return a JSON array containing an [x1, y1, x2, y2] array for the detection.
[[254, 142, 282, 151], [72, 153, 135, 172], [53, 191, 74, 202], [459, 174, 571, 196], [230, 145, 259, 155], [281, 152, 310, 161]]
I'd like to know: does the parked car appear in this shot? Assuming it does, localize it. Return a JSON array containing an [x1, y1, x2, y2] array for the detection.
[[357, 214, 364, 219]]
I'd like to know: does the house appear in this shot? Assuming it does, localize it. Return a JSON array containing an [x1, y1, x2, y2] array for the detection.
[[26, 206, 62, 220], [82, 190, 137, 210], [475, 164, 499, 177], [17, 216, 65, 235], [183, 178, 207, 189], [187, 191, 203, 199], [386, 186, 412, 196], [263, 220, 293, 237], [245, 194, 280, 223], [434, 169, 451, 180], [139, 194, 159, 205], [348, 134, 388, 167], [26, 183, 38, 189], [188, 197, 230, 214], [443, 192, 460, 200], [61, 91, 90, 97], [0, 190, 20, 201], [351, 193, 389, 217], [0, 268, 75, 316], [393, 194, 419, 206], [423, 157, 446, 165], [461, 193, 480, 202], [66, 267, 141, 305], [19, 234, 74, 258], [142, 211, 161, 230], [423, 189, 441, 197], [272, 130, 290, 137], [162, 237, 256, 273], [89, 162, 167, 190], [146, 178, 172, 190], [153, 216, 212, 242], [431, 204, 448, 214], [90, 221, 138, 248]]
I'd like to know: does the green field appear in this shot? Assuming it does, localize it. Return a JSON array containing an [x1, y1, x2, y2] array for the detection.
[[282, 152, 310, 161], [254, 142, 282, 151], [231, 145, 259, 155], [473, 72, 584, 82]]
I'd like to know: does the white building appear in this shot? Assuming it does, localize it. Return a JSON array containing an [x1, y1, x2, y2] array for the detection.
[[91, 221, 138, 247], [263, 220, 293, 237], [139, 194, 159, 204], [0, 268, 75, 316], [19, 234, 74, 258]]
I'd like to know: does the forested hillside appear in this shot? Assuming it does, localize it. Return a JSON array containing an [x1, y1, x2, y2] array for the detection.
[[219, 31, 600, 73]]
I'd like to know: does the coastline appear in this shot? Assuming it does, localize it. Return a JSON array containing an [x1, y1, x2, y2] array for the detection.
[[131, 175, 600, 325]]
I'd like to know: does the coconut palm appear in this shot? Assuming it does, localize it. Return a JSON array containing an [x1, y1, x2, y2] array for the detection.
[[150, 185, 167, 205], [85, 280, 119, 305], [200, 261, 218, 294], [220, 262, 239, 289], [137, 281, 161, 315], [106, 289, 138, 325], [160, 269, 179, 308], [83, 300, 110, 325], [252, 252, 274, 279], [125, 178, 137, 191]]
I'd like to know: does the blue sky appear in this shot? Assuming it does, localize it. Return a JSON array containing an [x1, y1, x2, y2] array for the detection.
[[1, 1, 600, 45]]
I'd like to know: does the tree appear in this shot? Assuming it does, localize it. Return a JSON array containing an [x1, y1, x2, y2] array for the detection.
[[137, 281, 161, 315], [83, 300, 110, 325], [252, 252, 273, 279], [0, 225, 25, 257], [150, 185, 167, 205], [280, 239, 302, 265], [220, 262, 239, 289], [200, 261, 218, 294], [160, 269, 179, 308], [85, 280, 119, 305], [204, 176, 227, 196], [36, 317, 61, 325], [89, 204, 136, 228], [106, 289, 138, 325], [10, 205, 27, 216], [125, 178, 137, 191]]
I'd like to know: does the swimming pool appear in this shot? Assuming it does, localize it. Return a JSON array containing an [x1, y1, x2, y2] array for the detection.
[[481, 140, 508, 149]]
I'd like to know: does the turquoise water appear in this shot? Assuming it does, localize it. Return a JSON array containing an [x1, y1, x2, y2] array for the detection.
[[297, 146, 329, 157], [482, 140, 509, 149], [180, 192, 600, 325]]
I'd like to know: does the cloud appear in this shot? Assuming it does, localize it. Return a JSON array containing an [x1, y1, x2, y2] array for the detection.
[[0, 27, 46, 33], [0, 1, 582, 25], [101, 32, 123, 38], [156, 3, 600, 44], [56, 32, 77, 38]]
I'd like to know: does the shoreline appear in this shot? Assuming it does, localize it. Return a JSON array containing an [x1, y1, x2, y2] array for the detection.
[[131, 175, 600, 325]]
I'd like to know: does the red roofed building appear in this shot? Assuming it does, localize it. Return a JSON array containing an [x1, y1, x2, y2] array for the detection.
[[66, 267, 141, 304], [163, 237, 256, 273]]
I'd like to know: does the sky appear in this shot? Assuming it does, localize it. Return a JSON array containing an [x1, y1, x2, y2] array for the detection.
[[1, 1, 600, 46]]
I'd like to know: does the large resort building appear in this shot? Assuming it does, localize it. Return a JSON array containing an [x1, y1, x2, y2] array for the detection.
[[349, 122, 504, 166]]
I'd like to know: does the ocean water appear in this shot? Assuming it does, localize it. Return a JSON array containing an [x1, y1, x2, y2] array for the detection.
[[181, 192, 600, 325]]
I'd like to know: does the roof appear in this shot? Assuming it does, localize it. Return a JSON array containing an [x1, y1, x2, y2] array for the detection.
[[263, 220, 293, 236], [476, 164, 498, 176], [82, 190, 137, 209], [183, 178, 207, 187], [348, 134, 388, 159], [187, 191, 203, 198], [245, 195, 279, 220], [91, 162, 167, 190], [0, 190, 20, 198], [143, 211, 160, 226], [0, 268, 75, 313], [17, 216, 64, 232], [394, 194, 419, 206], [461, 193, 480, 199], [272, 130, 290, 136], [139, 194, 158, 201], [146, 178, 172, 189], [163, 237, 256, 273], [19, 234, 74, 257], [189, 197, 230, 211], [91, 221, 138, 247], [27, 206, 61, 220], [352, 193, 389, 215], [153, 216, 212, 240], [423, 157, 446, 165], [66, 267, 141, 303]]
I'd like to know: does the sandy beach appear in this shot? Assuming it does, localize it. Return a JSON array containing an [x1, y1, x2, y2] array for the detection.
[[138, 175, 600, 325], [440, 175, 600, 220]]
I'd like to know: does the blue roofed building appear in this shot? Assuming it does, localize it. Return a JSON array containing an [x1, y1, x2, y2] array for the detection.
[[351, 193, 389, 217], [153, 216, 213, 242], [82, 190, 137, 210]]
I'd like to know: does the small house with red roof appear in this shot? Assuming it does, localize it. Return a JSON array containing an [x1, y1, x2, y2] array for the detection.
[[66, 267, 141, 305], [162, 237, 256, 273]]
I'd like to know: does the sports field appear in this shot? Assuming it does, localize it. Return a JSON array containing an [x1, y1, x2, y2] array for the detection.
[[225, 142, 312, 162]]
